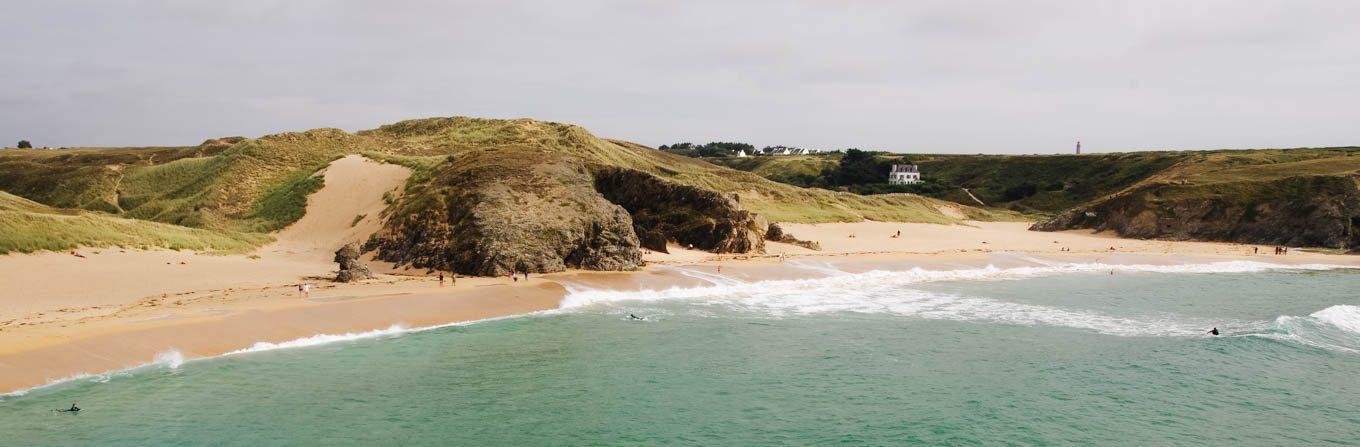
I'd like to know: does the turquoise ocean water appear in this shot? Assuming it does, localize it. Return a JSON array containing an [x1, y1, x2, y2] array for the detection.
[[3, 260, 1359, 445]]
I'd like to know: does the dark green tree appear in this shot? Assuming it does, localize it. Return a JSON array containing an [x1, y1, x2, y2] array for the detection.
[[836, 148, 883, 185], [16, 140, 32, 149]]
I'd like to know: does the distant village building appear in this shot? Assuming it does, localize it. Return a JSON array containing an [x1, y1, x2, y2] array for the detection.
[[735, 149, 749, 157], [763, 146, 823, 156], [888, 164, 921, 185]]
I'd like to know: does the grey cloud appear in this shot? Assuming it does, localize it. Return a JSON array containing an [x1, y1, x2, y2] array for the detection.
[[1, 0, 1356, 153]]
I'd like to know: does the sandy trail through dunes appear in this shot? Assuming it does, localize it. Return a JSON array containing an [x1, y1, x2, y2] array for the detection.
[[265, 155, 410, 263], [0, 155, 411, 324]]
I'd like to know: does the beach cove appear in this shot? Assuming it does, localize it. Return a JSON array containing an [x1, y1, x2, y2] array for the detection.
[[2, 225, 1356, 396]]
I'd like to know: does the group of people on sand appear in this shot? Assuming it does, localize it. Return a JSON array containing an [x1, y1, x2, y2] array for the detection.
[[1249, 246, 1289, 255]]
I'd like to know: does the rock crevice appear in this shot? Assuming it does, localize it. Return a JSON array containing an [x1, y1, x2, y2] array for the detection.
[[592, 167, 767, 254]]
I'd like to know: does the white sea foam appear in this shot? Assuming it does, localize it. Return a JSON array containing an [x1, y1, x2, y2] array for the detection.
[[0, 349, 188, 399], [1310, 304, 1360, 334], [4, 261, 1353, 398], [1, 311, 558, 399], [153, 350, 185, 369], [562, 260, 1356, 339], [561, 260, 1355, 309], [1259, 305, 1360, 353], [223, 324, 409, 355]]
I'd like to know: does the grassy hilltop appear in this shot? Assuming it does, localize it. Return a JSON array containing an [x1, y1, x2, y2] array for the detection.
[[710, 151, 1187, 215], [711, 147, 1360, 250], [0, 117, 997, 271]]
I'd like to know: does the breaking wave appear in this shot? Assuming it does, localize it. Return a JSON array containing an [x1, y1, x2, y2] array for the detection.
[[561, 260, 1357, 340], [1, 313, 552, 399], [1256, 305, 1360, 353], [224, 325, 409, 356], [561, 260, 1352, 309]]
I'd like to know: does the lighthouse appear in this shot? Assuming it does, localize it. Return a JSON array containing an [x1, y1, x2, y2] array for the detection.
[[1076, 140, 1081, 155]]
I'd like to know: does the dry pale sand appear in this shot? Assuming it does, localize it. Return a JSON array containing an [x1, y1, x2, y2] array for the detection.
[[2, 160, 1357, 393], [266, 154, 412, 263], [0, 155, 410, 326], [777, 220, 1311, 258]]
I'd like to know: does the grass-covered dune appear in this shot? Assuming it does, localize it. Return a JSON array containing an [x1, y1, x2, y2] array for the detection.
[[711, 147, 1360, 250], [0, 191, 267, 254], [1033, 148, 1360, 249], [710, 151, 1188, 215], [0, 117, 997, 271]]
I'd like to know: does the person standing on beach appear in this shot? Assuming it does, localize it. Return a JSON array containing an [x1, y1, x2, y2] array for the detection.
[[439, 272, 445, 287]]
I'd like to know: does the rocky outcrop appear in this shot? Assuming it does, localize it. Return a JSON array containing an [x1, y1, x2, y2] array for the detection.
[[1032, 175, 1360, 249], [765, 222, 822, 251], [592, 167, 767, 254], [365, 149, 643, 276], [334, 243, 373, 282]]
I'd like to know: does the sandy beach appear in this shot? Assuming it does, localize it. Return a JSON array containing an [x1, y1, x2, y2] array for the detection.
[[2, 156, 1356, 395]]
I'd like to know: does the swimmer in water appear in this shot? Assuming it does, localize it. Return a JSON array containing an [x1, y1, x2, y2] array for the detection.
[[628, 314, 643, 320], [1209, 327, 1220, 336]]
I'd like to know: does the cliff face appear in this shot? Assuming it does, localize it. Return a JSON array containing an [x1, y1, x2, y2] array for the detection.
[[592, 167, 767, 254], [366, 149, 643, 276], [1032, 175, 1360, 249]]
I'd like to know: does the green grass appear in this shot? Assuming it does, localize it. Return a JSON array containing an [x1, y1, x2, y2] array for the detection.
[[0, 191, 268, 254], [0, 116, 1012, 254], [249, 170, 325, 232]]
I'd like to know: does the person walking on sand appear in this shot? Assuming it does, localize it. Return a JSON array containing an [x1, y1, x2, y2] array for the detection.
[[523, 271, 529, 281], [302, 283, 311, 297], [439, 272, 445, 287]]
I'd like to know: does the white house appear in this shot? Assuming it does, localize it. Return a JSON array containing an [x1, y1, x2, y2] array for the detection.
[[888, 164, 921, 185], [735, 149, 749, 157], [763, 145, 823, 156]]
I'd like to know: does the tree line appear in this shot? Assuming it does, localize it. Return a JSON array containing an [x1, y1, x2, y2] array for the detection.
[[775, 149, 953, 195], [658, 142, 755, 158]]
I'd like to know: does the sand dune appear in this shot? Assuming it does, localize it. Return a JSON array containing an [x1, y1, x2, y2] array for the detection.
[[266, 155, 411, 263], [0, 155, 410, 330]]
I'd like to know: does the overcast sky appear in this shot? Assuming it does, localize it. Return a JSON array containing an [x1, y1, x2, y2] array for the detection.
[[3, 1, 1357, 153]]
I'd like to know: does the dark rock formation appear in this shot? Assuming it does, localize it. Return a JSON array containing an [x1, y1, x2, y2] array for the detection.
[[334, 243, 373, 282], [592, 167, 767, 254], [765, 222, 822, 251], [1032, 176, 1360, 249], [366, 149, 643, 276]]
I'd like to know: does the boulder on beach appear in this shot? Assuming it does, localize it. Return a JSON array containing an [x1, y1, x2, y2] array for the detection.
[[334, 243, 373, 282]]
